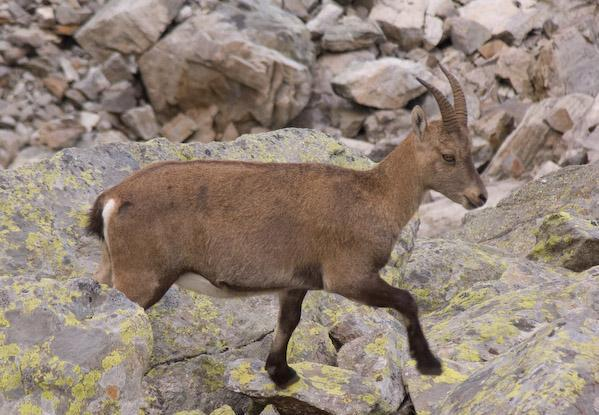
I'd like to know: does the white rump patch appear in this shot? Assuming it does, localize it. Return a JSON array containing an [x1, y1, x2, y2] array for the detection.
[[175, 273, 272, 298], [102, 199, 117, 248]]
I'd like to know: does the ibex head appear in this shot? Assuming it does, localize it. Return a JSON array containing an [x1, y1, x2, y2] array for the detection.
[[410, 64, 487, 210]]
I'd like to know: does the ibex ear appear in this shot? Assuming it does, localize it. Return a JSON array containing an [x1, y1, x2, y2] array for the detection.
[[411, 106, 427, 140]]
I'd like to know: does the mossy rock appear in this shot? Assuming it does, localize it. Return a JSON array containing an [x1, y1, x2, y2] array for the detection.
[[450, 162, 599, 255], [0, 276, 152, 414], [527, 211, 599, 272], [225, 359, 395, 415]]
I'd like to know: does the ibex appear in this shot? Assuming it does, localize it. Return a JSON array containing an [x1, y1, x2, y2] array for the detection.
[[87, 64, 487, 387]]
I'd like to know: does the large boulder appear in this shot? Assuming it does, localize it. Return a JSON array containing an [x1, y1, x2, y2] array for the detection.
[[138, 0, 314, 130], [452, 162, 599, 257], [75, 0, 185, 60], [0, 276, 152, 414]]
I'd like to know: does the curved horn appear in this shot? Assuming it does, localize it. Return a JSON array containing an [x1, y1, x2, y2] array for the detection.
[[439, 63, 467, 126], [416, 77, 459, 133]]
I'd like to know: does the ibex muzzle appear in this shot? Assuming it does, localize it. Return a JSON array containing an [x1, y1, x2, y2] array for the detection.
[[87, 63, 485, 387]]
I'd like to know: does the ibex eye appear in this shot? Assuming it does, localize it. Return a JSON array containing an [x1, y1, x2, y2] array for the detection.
[[442, 154, 456, 164]]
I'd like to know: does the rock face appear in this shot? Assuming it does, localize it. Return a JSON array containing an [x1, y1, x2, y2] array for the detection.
[[0, 276, 152, 414], [139, 0, 314, 129], [75, 0, 185, 59]]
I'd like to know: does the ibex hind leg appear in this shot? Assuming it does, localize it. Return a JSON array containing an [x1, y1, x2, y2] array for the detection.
[[93, 243, 113, 287], [325, 272, 442, 376]]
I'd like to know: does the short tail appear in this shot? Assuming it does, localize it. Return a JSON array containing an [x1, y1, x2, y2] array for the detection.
[[87, 196, 104, 240]]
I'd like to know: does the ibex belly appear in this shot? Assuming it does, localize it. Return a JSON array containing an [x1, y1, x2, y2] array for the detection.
[[174, 272, 279, 298]]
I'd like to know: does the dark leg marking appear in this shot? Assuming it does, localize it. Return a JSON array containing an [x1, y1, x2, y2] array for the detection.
[[331, 276, 442, 376], [265, 289, 307, 387]]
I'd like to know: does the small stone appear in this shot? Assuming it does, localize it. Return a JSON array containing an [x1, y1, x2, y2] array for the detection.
[[448, 17, 492, 55], [101, 81, 137, 114], [220, 123, 239, 142], [321, 16, 384, 52], [259, 405, 281, 415], [545, 108, 573, 133], [161, 113, 197, 143], [186, 105, 217, 143], [94, 130, 130, 145], [65, 89, 87, 107], [478, 39, 508, 59], [369, 0, 427, 50], [423, 14, 444, 50], [0, 129, 25, 168], [34, 118, 86, 150], [102, 53, 134, 83], [35, 6, 55, 27], [533, 160, 560, 180], [55, 5, 92, 26], [121, 105, 159, 140], [306, 3, 344, 37], [79, 111, 101, 132], [496, 47, 534, 97], [74, 67, 111, 100], [43, 74, 68, 99], [60, 57, 79, 82], [472, 109, 515, 151]]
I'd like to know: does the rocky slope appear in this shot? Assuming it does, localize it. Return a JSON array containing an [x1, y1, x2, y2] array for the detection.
[[1, 129, 598, 414]]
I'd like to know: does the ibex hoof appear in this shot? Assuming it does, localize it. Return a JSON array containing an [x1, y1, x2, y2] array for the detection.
[[416, 355, 443, 376], [267, 365, 300, 388]]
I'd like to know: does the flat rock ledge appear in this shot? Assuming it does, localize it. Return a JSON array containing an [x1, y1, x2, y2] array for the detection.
[[224, 359, 396, 415]]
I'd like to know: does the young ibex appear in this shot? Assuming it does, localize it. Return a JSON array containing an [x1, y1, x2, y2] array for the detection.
[[87, 64, 487, 387]]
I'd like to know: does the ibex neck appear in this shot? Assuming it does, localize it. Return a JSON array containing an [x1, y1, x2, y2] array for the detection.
[[375, 134, 425, 229]]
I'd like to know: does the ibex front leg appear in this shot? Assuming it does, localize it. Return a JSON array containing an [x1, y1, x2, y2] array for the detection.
[[326, 269, 442, 375], [265, 289, 307, 387]]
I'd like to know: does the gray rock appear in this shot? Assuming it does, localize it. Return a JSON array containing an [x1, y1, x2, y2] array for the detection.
[[528, 211, 599, 272], [33, 118, 86, 150], [139, 1, 313, 129], [486, 94, 594, 178], [122, 106, 160, 141], [55, 5, 93, 26], [101, 53, 135, 83], [73, 67, 111, 101], [0, 276, 152, 415], [306, 3, 343, 36], [496, 47, 534, 97], [0, 129, 25, 168], [225, 358, 397, 415], [533, 26, 599, 98], [75, 0, 185, 60], [321, 16, 384, 52], [448, 17, 492, 55], [101, 81, 138, 114], [332, 58, 429, 110], [160, 113, 197, 143], [472, 109, 515, 152], [369, 0, 427, 50]]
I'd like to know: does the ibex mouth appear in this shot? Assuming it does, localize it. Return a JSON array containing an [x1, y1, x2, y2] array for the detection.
[[464, 196, 482, 210]]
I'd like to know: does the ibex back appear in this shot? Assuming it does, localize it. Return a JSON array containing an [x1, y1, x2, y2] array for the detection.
[[87, 64, 487, 387]]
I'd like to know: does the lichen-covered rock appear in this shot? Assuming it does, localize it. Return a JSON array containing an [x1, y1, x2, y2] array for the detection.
[[0, 276, 152, 415], [287, 321, 337, 366], [400, 249, 596, 414], [437, 307, 599, 415], [337, 330, 407, 411], [451, 162, 599, 255], [528, 211, 599, 272], [225, 359, 395, 415]]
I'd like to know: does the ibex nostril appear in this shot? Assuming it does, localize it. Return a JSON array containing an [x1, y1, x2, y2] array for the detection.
[[479, 194, 487, 204]]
